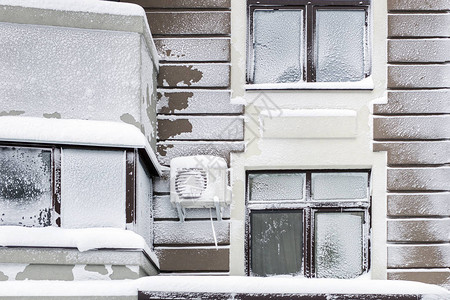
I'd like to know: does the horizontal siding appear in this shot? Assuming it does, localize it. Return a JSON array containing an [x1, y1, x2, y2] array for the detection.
[[388, 244, 450, 268], [158, 64, 230, 88], [387, 194, 450, 217], [388, 0, 450, 11], [157, 142, 245, 166], [388, 65, 450, 89], [373, 116, 450, 140], [374, 90, 450, 114], [373, 142, 450, 165], [147, 12, 231, 36], [387, 219, 450, 242], [154, 195, 231, 220], [157, 116, 244, 140], [157, 90, 242, 115], [127, 0, 230, 8], [387, 167, 450, 191], [387, 270, 450, 290], [388, 39, 450, 63], [154, 221, 230, 245], [388, 14, 450, 37], [154, 38, 230, 62], [154, 248, 229, 271]]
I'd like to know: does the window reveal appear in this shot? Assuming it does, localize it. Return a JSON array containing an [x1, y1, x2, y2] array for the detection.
[[246, 171, 370, 278], [247, 0, 371, 84]]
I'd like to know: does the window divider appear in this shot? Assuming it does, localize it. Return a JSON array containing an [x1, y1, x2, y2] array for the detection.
[[52, 147, 62, 227]]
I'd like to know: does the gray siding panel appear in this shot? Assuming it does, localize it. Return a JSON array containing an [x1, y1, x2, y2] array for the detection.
[[387, 194, 450, 217], [387, 168, 450, 191], [147, 12, 231, 35], [388, 271, 450, 289], [388, 0, 450, 11], [374, 90, 450, 114], [388, 245, 450, 268], [373, 142, 450, 165], [155, 248, 229, 271], [127, 0, 231, 8], [388, 65, 450, 89], [154, 221, 230, 245], [388, 39, 450, 63], [388, 14, 450, 37], [373, 116, 450, 140], [155, 38, 230, 62], [158, 64, 230, 88], [387, 219, 450, 242]]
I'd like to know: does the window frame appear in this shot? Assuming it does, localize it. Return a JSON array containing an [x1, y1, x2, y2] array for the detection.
[[245, 169, 371, 278], [246, 0, 371, 87]]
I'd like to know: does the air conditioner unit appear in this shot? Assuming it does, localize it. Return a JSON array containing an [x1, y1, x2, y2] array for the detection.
[[170, 155, 231, 222]]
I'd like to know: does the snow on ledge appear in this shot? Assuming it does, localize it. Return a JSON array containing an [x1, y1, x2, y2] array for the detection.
[[246, 76, 374, 90], [259, 109, 357, 117], [0, 0, 144, 17], [0, 226, 159, 268]]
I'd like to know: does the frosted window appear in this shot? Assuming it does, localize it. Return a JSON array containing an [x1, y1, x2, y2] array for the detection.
[[136, 159, 153, 247], [253, 9, 303, 83], [315, 9, 366, 82], [315, 212, 364, 278], [249, 173, 305, 201], [0, 147, 52, 226], [61, 149, 126, 228], [312, 173, 368, 200], [251, 211, 303, 276]]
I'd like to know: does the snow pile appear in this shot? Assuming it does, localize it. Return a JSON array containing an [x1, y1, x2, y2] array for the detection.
[[0, 116, 147, 148], [0, 226, 159, 266], [0, 0, 144, 17]]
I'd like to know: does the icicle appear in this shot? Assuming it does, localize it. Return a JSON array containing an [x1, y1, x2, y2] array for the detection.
[[210, 208, 218, 250]]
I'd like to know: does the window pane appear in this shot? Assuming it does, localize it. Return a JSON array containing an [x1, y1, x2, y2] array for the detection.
[[253, 9, 303, 83], [315, 212, 364, 278], [251, 211, 303, 276], [249, 173, 305, 201], [312, 173, 368, 200], [315, 9, 366, 82], [0, 147, 52, 226]]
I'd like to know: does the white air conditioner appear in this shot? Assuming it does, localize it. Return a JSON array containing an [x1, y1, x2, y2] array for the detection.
[[170, 155, 231, 222]]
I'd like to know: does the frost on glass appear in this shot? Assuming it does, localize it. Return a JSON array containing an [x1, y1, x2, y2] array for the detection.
[[312, 173, 368, 200], [251, 211, 303, 276], [315, 9, 366, 82], [135, 158, 153, 248], [61, 149, 126, 228], [249, 173, 305, 201], [0, 147, 52, 227], [315, 212, 364, 279], [253, 9, 303, 84]]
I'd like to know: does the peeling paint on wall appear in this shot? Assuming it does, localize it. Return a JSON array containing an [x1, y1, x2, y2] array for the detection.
[[0, 110, 24, 116], [43, 112, 61, 119], [158, 91, 192, 114], [157, 119, 193, 140], [157, 144, 174, 157], [109, 265, 139, 280], [158, 65, 203, 87], [120, 113, 144, 133], [15, 264, 75, 281]]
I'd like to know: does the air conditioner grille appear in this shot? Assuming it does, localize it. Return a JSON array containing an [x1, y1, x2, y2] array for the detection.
[[174, 168, 207, 199]]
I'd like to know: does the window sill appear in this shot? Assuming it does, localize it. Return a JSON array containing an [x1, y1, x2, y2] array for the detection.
[[245, 77, 374, 91]]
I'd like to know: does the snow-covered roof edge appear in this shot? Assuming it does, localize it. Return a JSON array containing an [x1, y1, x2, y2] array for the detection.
[[0, 116, 163, 176], [0, 0, 159, 70]]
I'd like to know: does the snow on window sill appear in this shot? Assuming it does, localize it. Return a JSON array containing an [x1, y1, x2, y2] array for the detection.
[[245, 77, 374, 91]]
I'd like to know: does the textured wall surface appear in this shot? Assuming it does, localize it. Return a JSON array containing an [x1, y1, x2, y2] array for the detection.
[[374, 0, 450, 289]]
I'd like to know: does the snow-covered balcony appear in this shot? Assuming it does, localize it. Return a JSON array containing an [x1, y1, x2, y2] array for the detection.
[[0, 0, 160, 280]]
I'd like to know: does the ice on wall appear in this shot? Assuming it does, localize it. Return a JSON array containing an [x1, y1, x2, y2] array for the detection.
[[0, 147, 52, 227], [315, 212, 363, 279], [312, 173, 368, 200], [0, 22, 140, 121], [253, 9, 303, 83], [316, 10, 366, 82], [61, 149, 126, 228], [249, 173, 305, 201], [135, 159, 153, 248], [251, 211, 303, 276]]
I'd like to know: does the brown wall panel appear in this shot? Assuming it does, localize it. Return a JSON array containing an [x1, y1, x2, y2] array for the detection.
[[155, 38, 230, 62], [388, 39, 450, 63], [373, 116, 450, 140], [154, 221, 230, 245], [373, 142, 450, 165], [388, 0, 450, 11], [154, 195, 231, 220], [387, 219, 450, 242], [388, 245, 450, 268], [126, 0, 230, 9], [388, 65, 450, 89], [387, 168, 450, 191], [155, 248, 229, 271], [374, 90, 450, 114], [157, 90, 242, 115], [388, 14, 450, 37], [387, 194, 450, 217], [388, 271, 450, 289], [147, 12, 231, 35], [158, 64, 230, 88]]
